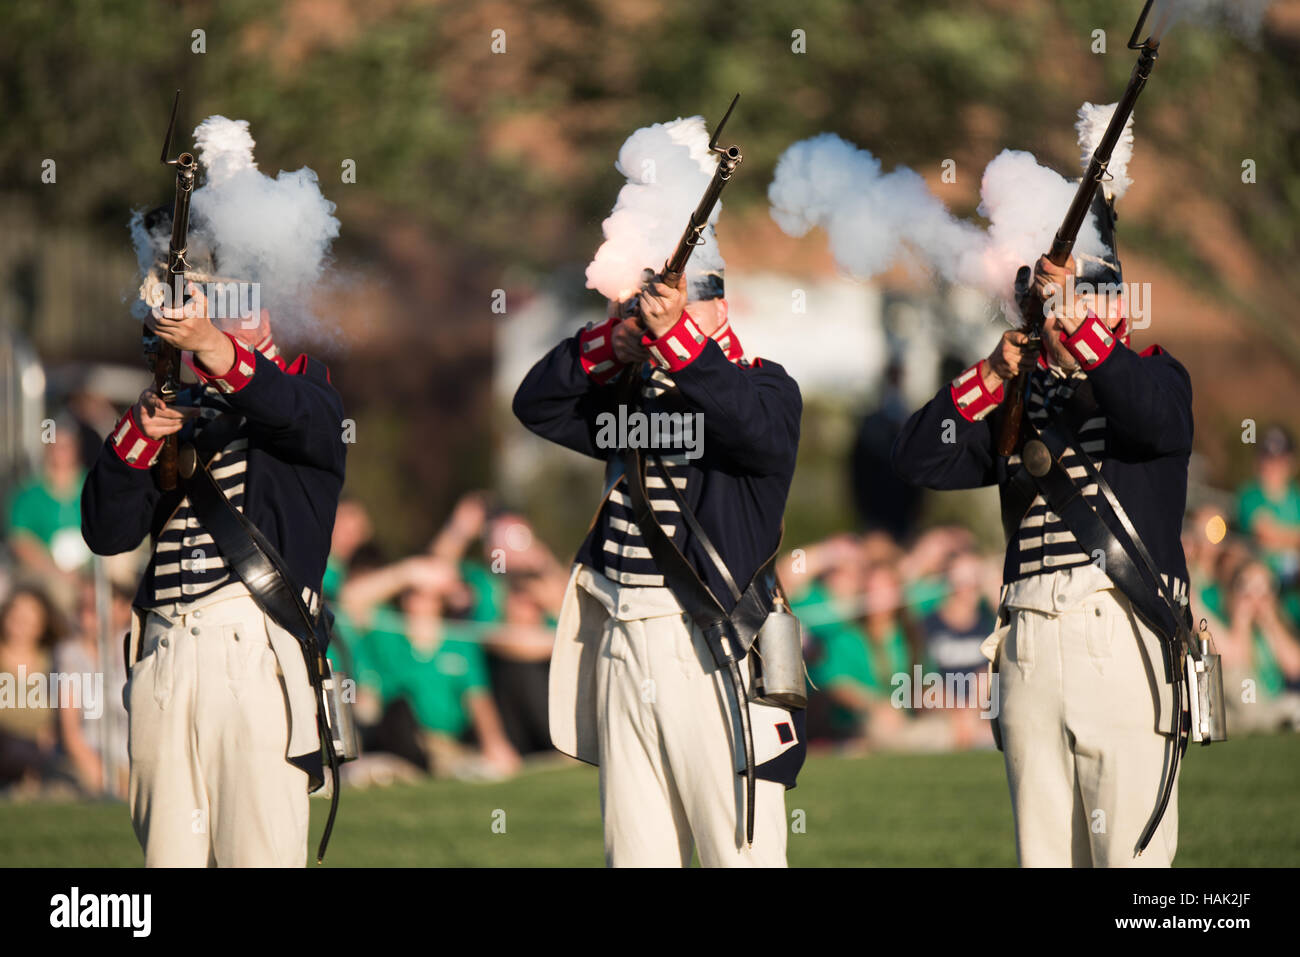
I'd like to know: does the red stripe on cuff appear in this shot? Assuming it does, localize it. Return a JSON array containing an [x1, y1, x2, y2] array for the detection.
[[949, 361, 1004, 423], [1061, 313, 1119, 370], [109, 408, 164, 469], [578, 315, 625, 385], [644, 311, 707, 372], [188, 332, 257, 393]]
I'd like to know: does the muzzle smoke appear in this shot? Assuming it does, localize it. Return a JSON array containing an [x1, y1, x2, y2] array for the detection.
[[129, 115, 340, 338], [768, 103, 1136, 325], [586, 116, 725, 302]]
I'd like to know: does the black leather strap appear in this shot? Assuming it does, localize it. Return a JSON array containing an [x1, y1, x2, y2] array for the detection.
[[1012, 417, 1188, 856], [1029, 419, 1190, 648], [614, 369, 773, 845], [651, 454, 743, 602], [179, 419, 341, 864]]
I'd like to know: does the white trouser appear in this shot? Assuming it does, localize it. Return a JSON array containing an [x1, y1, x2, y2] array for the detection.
[[594, 602, 788, 868], [126, 587, 310, 867], [996, 580, 1179, 867]]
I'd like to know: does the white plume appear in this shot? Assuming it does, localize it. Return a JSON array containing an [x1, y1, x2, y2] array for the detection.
[[586, 116, 725, 301], [1075, 101, 1135, 200]]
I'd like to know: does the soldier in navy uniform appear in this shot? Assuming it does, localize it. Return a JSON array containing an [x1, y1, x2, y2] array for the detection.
[[82, 276, 345, 867], [891, 194, 1193, 866], [514, 255, 805, 866]]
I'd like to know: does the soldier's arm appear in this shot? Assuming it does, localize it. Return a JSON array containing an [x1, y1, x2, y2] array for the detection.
[[512, 317, 625, 460], [891, 360, 1003, 491], [1057, 313, 1193, 456], [189, 333, 346, 476], [81, 407, 165, 555], [641, 313, 801, 477]]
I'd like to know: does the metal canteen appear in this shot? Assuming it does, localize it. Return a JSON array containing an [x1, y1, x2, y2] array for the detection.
[[752, 595, 807, 710], [1186, 622, 1228, 744], [322, 669, 362, 761]]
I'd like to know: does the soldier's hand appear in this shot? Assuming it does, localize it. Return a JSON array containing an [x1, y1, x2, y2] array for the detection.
[[638, 271, 687, 338], [134, 388, 199, 440], [148, 281, 225, 353], [611, 316, 650, 365], [985, 330, 1041, 388], [1028, 255, 1081, 331]]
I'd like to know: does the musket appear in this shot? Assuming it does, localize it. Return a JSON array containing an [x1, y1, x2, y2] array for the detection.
[[996, 1, 1160, 456], [618, 93, 743, 320], [144, 89, 197, 491]]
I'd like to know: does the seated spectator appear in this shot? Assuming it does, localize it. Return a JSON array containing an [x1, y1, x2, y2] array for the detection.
[[918, 549, 997, 750], [6, 425, 88, 592], [1202, 558, 1300, 733], [424, 494, 565, 757], [899, 526, 977, 618], [1237, 425, 1300, 621], [323, 497, 374, 603], [54, 578, 131, 796], [340, 555, 521, 778], [0, 586, 66, 792], [479, 511, 565, 758], [790, 545, 912, 748]]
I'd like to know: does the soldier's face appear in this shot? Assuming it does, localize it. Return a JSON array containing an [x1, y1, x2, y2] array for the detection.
[[214, 307, 272, 347], [684, 297, 727, 336]]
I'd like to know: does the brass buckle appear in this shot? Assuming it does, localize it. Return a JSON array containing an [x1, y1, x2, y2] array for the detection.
[[178, 443, 198, 479], [1023, 439, 1052, 478]]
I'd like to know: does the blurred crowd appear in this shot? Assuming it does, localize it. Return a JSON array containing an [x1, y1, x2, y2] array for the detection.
[[3, 394, 1300, 801]]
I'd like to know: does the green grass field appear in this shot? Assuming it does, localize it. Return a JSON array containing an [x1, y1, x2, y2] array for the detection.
[[3, 734, 1297, 867]]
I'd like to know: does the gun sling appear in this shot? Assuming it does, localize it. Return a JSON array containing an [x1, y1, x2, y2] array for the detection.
[[613, 370, 782, 847], [171, 413, 344, 864], [1005, 413, 1194, 855]]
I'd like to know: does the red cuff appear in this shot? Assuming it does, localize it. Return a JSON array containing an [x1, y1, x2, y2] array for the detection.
[[1061, 313, 1119, 370], [949, 361, 1004, 423], [643, 311, 708, 372], [187, 332, 257, 393], [578, 316, 625, 385], [109, 408, 164, 469]]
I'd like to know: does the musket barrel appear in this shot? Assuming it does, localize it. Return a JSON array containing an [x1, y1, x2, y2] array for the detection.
[[1048, 42, 1157, 266]]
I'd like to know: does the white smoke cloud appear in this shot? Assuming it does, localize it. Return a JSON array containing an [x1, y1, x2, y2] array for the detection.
[[586, 116, 726, 302], [768, 106, 1120, 321], [129, 115, 341, 338]]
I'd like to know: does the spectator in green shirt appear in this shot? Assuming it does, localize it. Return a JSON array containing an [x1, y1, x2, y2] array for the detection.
[[1237, 425, 1300, 592], [8, 425, 87, 580], [340, 554, 521, 778], [1200, 557, 1300, 733], [784, 537, 913, 745]]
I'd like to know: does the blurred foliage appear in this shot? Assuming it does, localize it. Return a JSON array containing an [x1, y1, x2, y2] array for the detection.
[[5, 0, 1295, 267], [2, 0, 1298, 555]]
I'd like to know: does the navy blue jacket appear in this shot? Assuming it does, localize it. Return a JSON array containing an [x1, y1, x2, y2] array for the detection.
[[82, 346, 346, 616], [513, 325, 801, 609], [891, 336, 1192, 589]]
